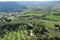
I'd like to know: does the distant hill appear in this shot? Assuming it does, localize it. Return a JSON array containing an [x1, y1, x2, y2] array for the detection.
[[0, 1, 60, 12], [0, 2, 27, 12]]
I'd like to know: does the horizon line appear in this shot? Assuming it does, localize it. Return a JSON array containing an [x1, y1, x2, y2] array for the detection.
[[0, 0, 60, 2], [0, 1, 60, 2]]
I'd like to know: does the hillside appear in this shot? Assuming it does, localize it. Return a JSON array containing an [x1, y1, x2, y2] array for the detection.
[[0, 1, 60, 40]]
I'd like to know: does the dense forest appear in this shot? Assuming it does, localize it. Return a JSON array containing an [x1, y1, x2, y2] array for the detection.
[[0, 1, 60, 40]]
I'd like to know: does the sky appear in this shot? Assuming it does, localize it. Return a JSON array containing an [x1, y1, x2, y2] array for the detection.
[[0, 0, 60, 2]]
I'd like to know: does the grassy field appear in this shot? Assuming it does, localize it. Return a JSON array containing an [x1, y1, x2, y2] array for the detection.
[[45, 15, 60, 21]]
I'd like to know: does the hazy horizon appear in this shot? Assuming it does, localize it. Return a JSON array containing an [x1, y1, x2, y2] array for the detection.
[[0, 0, 60, 2]]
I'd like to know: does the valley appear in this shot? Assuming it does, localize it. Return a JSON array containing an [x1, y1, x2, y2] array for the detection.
[[0, 1, 60, 40]]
